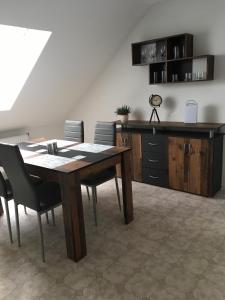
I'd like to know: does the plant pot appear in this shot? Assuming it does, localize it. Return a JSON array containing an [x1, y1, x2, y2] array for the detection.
[[118, 114, 129, 123]]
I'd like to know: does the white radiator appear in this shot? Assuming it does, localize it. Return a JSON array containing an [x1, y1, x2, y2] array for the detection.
[[0, 130, 29, 144]]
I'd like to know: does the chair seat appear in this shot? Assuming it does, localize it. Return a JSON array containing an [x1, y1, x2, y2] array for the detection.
[[81, 167, 116, 187], [35, 182, 61, 212]]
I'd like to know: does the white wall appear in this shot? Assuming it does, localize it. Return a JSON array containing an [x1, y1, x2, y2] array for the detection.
[[27, 122, 64, 140], [0, 0, 153, 131], [69, 0, 225, 185], [0, 122, 64, 140]]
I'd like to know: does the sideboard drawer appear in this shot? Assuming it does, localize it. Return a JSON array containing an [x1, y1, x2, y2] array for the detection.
[[142, 133, 168, 153], [142, 151, 167, 170], [142, 168, 168, 187]]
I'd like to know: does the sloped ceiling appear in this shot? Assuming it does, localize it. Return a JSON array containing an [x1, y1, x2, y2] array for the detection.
[[0, 0, 161, 130]]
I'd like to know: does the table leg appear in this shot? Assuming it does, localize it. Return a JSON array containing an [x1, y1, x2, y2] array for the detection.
[[121, 150, 133, 224], [0, 198, 3, 216], [59, 172, 86, 262]]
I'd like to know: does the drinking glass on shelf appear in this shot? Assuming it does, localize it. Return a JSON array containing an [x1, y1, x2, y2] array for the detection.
[[172, 74, 178, 82], [198, 72, 206, 80], [153, 72, 158, 83], [188, 73, 192, 81], [194, 72, 203, 80], [159, 44, 166, 61], [185, 73, 192, 82], [148, 43, 157, 62], [173, 46, 180, 59], [161, 71, 166, 83]]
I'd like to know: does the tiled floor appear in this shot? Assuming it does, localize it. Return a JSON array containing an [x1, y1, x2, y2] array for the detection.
[[1, 180, 225, 299]]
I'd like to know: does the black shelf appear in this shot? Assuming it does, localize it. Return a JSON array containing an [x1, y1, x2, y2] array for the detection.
[[132, 33, 214, 85], [132, 33, 193, 66]]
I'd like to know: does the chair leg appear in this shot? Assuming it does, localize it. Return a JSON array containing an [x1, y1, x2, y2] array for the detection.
[[51, 209, 55, 226], [45, 212, 49, 224], [91, 187, 98, 226], [86, 186, 90, 201], [37, 213, 45, 263], [115, 177, 122, 211], [0, 198, 3, 216], [14, 203, 21, 247], [24, 206, 27, 215], [4, 198, 13, 243]]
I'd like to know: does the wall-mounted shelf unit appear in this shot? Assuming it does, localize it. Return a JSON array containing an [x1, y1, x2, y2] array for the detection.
[[132, 33, 214, 85]]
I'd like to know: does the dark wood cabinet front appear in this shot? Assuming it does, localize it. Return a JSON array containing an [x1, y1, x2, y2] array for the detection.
[[116, 132, 142, 182], [116, 121, 224, 197], [168, 136, 187, 191], [188, 138, 210, 195], [168, 136, 219, 196]]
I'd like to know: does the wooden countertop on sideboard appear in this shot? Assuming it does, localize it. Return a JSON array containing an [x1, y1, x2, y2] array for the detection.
[[116, 120, 225, 134]]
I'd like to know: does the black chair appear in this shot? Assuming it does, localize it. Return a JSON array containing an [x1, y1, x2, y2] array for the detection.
[[64, 120, 84, 143], [81, 121, 121, 226], [0, 143, 62, 262], [0, 171, 14, 243], [0, 170, 43, 244]]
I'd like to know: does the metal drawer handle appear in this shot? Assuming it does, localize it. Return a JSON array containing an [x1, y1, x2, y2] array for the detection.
[[149, 175, 159, 179], [148, 142, 158, 146], [148, 159, 159, 163]]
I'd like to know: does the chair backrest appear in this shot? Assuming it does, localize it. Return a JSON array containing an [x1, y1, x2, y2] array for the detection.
[[0, 143, 39, 210], [64, 120, 84, 143], [94, 122, 116, 146]]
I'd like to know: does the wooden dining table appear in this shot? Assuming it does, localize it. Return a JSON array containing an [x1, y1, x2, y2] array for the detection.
[[0, 139, 133, 262]]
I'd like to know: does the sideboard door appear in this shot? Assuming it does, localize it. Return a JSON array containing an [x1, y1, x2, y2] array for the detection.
[[169, 137, 211, 196], [168, 136, 187, 191], [131, 133, 142, 182], [116, 132, 142, 182], [188, 138, 210, 196]]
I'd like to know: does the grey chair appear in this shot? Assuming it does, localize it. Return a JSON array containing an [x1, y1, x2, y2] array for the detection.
[[64, 119, 92, 198], [0, 171, 43, 244], [0, 172, 14, 243], [64, 120, 84, 143], [81, 121, 121, 226], [0, 143, 62, 262]]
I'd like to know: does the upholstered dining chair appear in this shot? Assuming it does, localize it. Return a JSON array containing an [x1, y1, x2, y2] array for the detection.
[[0, 143, 62, 262], [64, 120, 92, 198], [81, 121, 121, 226], [0, 170, 43, 244], [0, 171, 14, 243], [64, 120, 84, 143]]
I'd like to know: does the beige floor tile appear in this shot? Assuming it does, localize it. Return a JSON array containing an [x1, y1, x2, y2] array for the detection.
[[1, 181, 225, 299]]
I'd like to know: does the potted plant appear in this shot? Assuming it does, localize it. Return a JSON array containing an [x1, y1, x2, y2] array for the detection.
[[115, 105, 131, 123]]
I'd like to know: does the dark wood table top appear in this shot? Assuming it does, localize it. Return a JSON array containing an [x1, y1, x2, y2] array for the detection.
[[19, 140, 130, 174]]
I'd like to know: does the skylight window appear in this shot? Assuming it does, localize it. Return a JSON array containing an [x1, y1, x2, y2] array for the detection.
[[0, 24, 51, 111]]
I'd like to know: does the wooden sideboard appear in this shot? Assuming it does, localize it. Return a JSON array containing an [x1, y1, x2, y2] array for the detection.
[[116, 121, 225, 197]]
